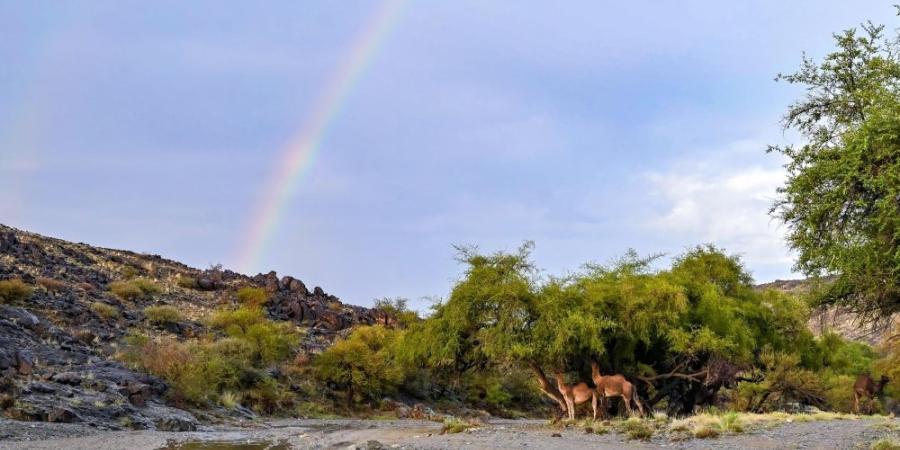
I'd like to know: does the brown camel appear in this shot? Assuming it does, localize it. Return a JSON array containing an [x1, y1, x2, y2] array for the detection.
[[555, 372, 598, 421], [853, 374, 889, 413], [591, 362, 645, 417]]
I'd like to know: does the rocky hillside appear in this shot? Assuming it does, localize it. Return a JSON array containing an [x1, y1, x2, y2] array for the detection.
[[757, 278, 898, 346], [0, 224, 390, 433]]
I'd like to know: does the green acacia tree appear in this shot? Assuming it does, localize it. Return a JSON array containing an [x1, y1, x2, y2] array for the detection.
[[771, 19, 900, 320]]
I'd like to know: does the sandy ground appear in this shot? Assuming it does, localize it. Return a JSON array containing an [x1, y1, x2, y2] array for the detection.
[[0, 417, 898, 450]]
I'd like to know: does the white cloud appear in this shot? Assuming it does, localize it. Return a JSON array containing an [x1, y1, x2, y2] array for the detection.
[[646, 159, 795, 276]]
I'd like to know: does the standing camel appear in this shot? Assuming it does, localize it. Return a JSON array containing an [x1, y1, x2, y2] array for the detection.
[[554, 372, 599, 421], [853, 374, 889, 414], [591, 362, 645, 417]]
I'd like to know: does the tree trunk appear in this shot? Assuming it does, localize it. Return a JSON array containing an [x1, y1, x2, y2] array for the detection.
[[529, 361, 567, 413]]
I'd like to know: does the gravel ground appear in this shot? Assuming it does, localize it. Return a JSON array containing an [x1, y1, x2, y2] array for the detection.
[[0, 417, 897, 450]]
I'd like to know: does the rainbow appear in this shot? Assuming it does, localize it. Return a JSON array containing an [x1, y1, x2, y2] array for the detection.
[[235, 0, 406, 273]]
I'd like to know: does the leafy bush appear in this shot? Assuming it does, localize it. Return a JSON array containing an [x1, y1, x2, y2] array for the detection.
[[236, 287, 268, 308], [0, 279, 31, 304], [312, 325, 404, 406], [144, 305, 182, 324], [90, 302, 120, 320], [208, 307, 298, 365], [121, 305, 300, 411]]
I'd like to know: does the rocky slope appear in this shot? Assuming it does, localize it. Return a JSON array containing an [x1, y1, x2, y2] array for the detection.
[[757, 278, 898, 346], [0, 224, 390, 431]]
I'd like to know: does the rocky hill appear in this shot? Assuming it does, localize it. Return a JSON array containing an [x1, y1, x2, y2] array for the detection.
[[0, 224, 390, 433], [757, 278, 898, 346]]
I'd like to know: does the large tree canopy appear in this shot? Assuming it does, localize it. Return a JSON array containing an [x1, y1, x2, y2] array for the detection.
[[771, 21, 900, 320], [402, 244, 822, 414]]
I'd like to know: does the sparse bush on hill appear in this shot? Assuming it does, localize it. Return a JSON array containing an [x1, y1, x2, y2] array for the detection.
[[0, 279, 31, 304], [176, 275, 198, 289], [144, 305, 182, 324], [90, 302, 120, 320], [236, 286, 268, 308], [121, 304, 301, 412], [109, 278, 159, 301]]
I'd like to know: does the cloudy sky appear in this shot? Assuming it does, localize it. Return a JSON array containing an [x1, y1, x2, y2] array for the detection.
[[1, 1, 893, 309]]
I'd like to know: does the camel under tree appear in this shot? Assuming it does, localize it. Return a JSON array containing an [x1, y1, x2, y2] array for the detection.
[[591, 362, 645, 417], [853, 374, 889, 413], [555, 372, 599, 421]]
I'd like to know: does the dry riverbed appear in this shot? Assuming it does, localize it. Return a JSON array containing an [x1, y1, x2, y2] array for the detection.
[[0, 415, 898, 450]]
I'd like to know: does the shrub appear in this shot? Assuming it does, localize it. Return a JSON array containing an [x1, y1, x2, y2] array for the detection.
[[441, 417, 478, 434], [209, 307, 298, 365], [176, 276, 198, 289], [131, 278, 161, 295], [619, 418, 653, 440], [872, 439, 900, 450], [144, 305, 182, 324], [236, 287, 268, 308], [90, 302, 120, 320], [312, 325, 404, 406], [219, 391, 239, 409], [694, 425, 721, 439], [109, 281, 142, 301], [0, 279, 31, 304], [720, 412, 744, 433], [37, 277, 66, 292]]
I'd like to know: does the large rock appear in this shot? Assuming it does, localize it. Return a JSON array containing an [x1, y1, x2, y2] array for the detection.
[[156, 415, 197, 432]]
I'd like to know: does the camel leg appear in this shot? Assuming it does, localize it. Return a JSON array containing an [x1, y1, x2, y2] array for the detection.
[[853, 392, 859, 414], [621, 395, 633, 416], [592, 393, 598, 421], [633, 392, 645, 417], [566, 398, 575, 421]]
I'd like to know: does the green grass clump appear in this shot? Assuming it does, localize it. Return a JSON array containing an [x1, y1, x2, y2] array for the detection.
[[693, 425, 721, 439], [441, 417, 478, 434], [720, 411, 744, 433], [176, 276, 198, 289], [871, 439, 900, 450], [90, 302, 120, 320], [208, 306, 298, 364], [620, 417, 653, 441], [109, 278, 159, 301], [144, 305, 182, 324], [236, 287, 269, 308], [0, 279, 32, 304], [218, 391, 239, 409]]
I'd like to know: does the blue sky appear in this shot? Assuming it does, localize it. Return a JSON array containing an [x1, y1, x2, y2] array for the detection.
[[1, 1, 893, 310]]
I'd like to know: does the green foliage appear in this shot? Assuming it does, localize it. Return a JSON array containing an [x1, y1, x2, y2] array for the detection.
[[208, 306, 298, 365], [236, 287, 269, 308], [122, 305, 299, 410], [90, 302, 120, 320], [143, 305, 182, 324], [312, 325, 404, 406], [373, 297, 420, 327], [0, 279, 32, 304], [771, 20, 900, 319], [871, 438, 900, 450]]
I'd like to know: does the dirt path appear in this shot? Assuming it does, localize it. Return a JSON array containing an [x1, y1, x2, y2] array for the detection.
[[0, 417, 897, 450]]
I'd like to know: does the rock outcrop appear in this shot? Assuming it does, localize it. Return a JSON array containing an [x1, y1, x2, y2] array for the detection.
[[0, 223, 386, 430]]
